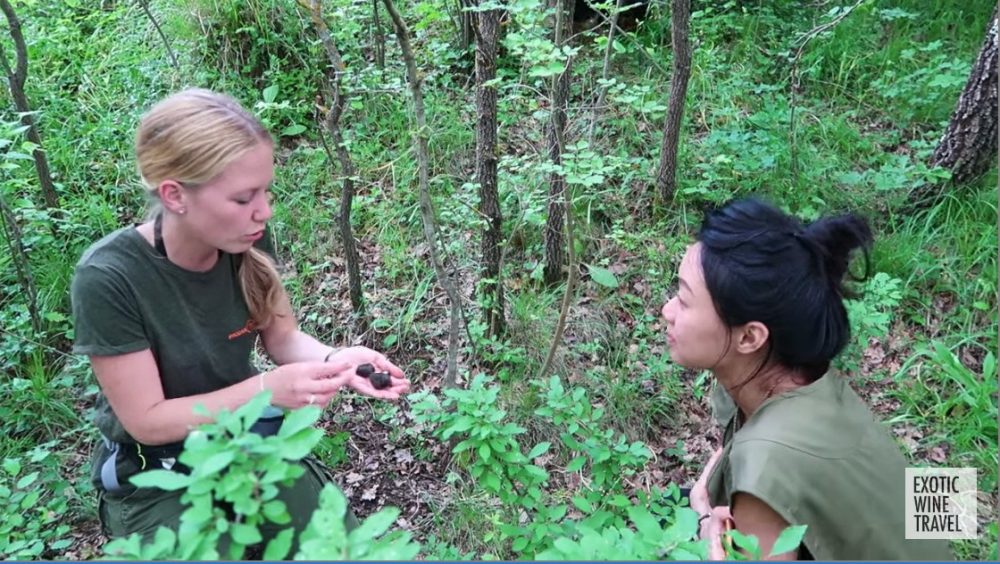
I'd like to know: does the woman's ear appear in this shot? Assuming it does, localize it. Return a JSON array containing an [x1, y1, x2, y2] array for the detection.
[[157, 180, 187, 214], [734, 321, 769, 355]]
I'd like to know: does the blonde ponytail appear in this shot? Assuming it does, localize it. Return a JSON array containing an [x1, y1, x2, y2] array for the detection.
[[239, 247, 284, 329]]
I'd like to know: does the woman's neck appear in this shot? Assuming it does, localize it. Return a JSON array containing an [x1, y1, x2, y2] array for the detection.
[[715, 361, 804, 421], [148, 213, 220, 272]]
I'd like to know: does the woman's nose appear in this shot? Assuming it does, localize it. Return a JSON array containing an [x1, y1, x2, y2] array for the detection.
[[662, 297, 676, 323], [254, 193, 273, 222]]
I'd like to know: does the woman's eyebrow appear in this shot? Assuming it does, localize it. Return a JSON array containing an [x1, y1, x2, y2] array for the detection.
[[678, 277, 692, 294]]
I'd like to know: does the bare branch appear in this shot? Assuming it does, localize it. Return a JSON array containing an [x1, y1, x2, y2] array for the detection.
[[382, 0, 466, 386], [303, 0, 368, 321], [137, 0, 180, 74]]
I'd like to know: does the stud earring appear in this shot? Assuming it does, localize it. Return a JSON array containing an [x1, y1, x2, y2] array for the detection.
[[178, 208, 186, 215]]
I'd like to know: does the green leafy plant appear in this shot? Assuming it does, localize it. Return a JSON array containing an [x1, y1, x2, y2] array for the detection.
[[103, 392, 419, 560], [893, 342, 998, 489], [0, 448, 73, 559], [838, 272, 904, 375], [534, 375, 652, 492], [410, 375, 555, 555], [871, 40, 973, 122], [412, 374, 665, 557], [722, 523, 808, 560], [536, 504, 703, 560]]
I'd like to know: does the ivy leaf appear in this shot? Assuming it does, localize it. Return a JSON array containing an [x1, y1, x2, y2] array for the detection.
[[565, 456, 587, 472], [230, 522, 262, 546], [262, 84, 279, 104], [280, 123, 307, 137], [130, 470, 192, 491], [770, 524, 808, 556], [571, 495, 593, 514], [263, 528, 294, 560], [527, 442, 551, 459], [278, 406, 321, 439], [586, 264, 619, 289]]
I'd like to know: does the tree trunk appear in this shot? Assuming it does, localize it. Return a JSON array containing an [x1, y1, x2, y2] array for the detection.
[[0, 0, 58, 210], [382, 0, 464, 387], [543, 0, 575, 286], [305, 0, 368, 328], [475, 5, 505, 338], [655, 0, 691, 203], [930, 9, 997, 186]]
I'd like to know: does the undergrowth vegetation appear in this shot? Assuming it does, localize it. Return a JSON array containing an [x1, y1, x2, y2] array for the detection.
[[0, 0, 996, 559]]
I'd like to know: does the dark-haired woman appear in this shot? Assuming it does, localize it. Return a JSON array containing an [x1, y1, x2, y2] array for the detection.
[[668, 198, 952, 560]]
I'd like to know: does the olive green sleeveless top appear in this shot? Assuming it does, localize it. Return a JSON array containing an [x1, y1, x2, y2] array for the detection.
[[707, 373, 952, 560]]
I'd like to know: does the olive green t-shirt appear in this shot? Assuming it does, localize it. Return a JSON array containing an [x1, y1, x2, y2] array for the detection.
[[707, 374, 952, 560], [71, 227, 262, 445]]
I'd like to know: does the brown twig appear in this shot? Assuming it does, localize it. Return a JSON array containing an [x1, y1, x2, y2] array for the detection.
[[302, 0, 369, 330], [788, 0, 866, 186], [382, 0, 466, 387], [537, 0, 578, 381]]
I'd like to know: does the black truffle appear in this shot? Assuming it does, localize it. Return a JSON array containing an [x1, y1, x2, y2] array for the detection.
[[369, 372, 392, 390]]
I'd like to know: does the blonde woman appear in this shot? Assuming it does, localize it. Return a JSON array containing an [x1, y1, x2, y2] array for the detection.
[[71, 89, 408, 547]]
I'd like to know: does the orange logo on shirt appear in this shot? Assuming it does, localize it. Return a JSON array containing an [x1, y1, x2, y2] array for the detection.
[[228, 319, 257, 340]]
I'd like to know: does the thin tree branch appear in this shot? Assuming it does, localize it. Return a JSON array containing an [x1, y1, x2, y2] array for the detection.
[[137, 0, 180, 73], [582, 0, 671, 79], [382, 0, 466, 387], [303, 0, 368, 324], [0, 190, 41, 335], [788, 0, 866, 185], [538, 0, 577, 381], [588, 0, 624, 141]]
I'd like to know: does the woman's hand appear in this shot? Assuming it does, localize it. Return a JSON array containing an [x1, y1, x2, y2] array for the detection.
[[691, 447, 724, 516], [701, 505, 734, 560], [263, 361, 356, 409], [327, 346, 410, 399]]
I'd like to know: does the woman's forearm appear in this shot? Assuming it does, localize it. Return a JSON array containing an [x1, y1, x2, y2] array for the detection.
[[130, 375, 263, 445], [263, 327, 336, 366]]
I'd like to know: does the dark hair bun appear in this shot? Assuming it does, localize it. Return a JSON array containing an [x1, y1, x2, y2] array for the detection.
[[697, 197, 874, 380], [801, 215, 873, 297]]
